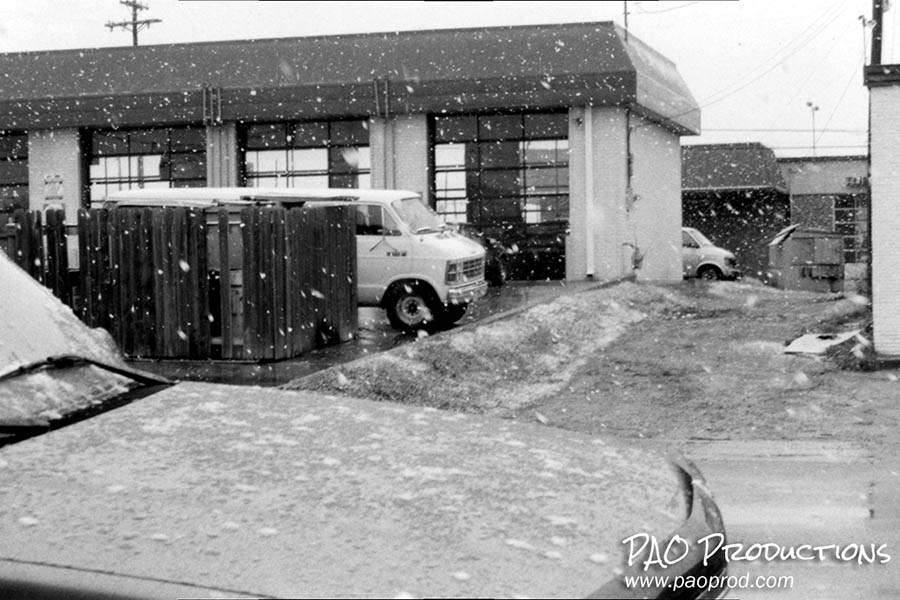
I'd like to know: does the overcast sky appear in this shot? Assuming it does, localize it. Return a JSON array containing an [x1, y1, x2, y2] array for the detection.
[[0, 0, 888, 157]]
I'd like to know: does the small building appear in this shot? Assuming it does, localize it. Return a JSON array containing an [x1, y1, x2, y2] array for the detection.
[[681, 142, 790, 281], [0, 22, 700, 284], [778, 155, 869, 294]]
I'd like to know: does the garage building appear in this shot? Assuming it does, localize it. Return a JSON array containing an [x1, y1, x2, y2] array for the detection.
[[0, 21, 699, 282]]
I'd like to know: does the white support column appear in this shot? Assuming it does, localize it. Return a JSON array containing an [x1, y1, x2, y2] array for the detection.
[[584, 106, 596, 277], [566, 107, 588, 280], [206, 123, 239, 187], [369, 115, 429, 199], [27, 129, 83, 222], [628, 114, 683, 282]]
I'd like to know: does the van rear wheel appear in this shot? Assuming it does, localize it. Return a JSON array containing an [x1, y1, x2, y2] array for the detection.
[[384, 282, 442, 331]]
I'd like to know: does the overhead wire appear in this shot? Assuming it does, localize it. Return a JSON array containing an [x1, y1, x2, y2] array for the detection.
[[633, 0, 848, 124], [633, 1, 702, 15], [815, 52, 867, 147], [704, 127, 866, 133], [696, 1, 847, 110], [684, 0, 844, 108]]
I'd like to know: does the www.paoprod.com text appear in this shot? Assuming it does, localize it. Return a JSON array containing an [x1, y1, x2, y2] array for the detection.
[[624, 572, 793, 593]]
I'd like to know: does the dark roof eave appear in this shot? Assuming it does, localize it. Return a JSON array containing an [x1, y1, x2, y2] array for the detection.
[[630, 103, 699, 136], [865, 64, 900, 87], [0, 73, 640, 130], [683, 184, 789, 194]]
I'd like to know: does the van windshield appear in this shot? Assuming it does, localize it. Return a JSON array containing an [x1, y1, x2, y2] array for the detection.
[[392, 197, 448, 234], [686, 228, 713, 246]]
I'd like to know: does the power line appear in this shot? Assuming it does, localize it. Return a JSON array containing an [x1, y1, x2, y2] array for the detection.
[[105, 0, 161, 47], [762, 144, 868, 150], [815, 54, 866, 146], [633, 1, 702, 15], [653, 0, 848, 123], [704, 127, 866, 133], [697, 1, 846, 109]]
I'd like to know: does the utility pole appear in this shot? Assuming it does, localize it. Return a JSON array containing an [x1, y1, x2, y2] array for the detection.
[[871, 0, 884, 65], [106, 0, 161, 47], [623, 1, 630, 42]]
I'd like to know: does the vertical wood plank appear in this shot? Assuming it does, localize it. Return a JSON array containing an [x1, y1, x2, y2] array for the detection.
[[241, 207, 259, 360], [217, 208, 233, 360], [272, 208, 288, 359], [192, 209, 211, 358], [151, 209, 168, 358], [162, 208, 178, 358], [45, 209, 70, 305], [286, 209, 304, 355], [259, 208, 275, 360], [136, 208, 155, 357]]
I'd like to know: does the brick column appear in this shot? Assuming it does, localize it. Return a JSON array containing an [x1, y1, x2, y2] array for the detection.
[[567, 106, 630, 281], [206, 122, 239, 187], [369, 115, 429, 201]]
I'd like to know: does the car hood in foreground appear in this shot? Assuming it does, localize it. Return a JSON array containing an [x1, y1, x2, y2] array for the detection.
[[0, 382, 689, 599]]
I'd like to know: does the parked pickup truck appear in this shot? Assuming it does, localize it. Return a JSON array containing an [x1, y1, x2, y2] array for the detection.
[[103, 188, 488, 331]]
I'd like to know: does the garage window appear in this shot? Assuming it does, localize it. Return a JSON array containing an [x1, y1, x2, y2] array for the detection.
[[432, 112, 568, 227], [242, 120, 370, 190], [88, 127, 206, 203]]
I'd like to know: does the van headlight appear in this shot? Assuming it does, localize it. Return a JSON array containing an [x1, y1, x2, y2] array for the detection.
[[446, 260, 461, 284]]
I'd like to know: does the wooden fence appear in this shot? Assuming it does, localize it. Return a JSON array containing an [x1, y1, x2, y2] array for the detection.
[[1, 209, 70, 305], [2, 206, 357, 361]]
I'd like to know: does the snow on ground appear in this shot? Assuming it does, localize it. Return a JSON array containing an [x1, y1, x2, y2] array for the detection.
[[285, 281, 702, 414], [283, 277, 895, 452]]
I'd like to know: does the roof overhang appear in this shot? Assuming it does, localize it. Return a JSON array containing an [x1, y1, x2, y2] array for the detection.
[[0, 23, 698, 133], [683, 185, 788, 193], [865, 64, 900, 87]]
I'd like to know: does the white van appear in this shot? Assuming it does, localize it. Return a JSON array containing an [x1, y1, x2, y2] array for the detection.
[[681, 227, 742, 280], [102, 188, 487, 330]]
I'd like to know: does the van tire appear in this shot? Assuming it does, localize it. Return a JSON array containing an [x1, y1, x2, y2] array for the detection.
[[697, 265, 722, 281], [384, 282, 442, 332]]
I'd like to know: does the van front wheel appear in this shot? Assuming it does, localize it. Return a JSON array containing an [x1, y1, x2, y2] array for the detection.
[[697, 265, 722, 281], [384, 283, 442, 331]]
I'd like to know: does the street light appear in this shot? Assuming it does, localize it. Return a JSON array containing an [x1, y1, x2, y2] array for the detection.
[[806, 101, 820, 157]]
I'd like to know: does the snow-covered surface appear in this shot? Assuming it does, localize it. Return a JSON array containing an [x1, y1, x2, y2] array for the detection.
[[784, 331, 862, 355], [0, 253, 129, 423], [0, 382, 686, 598], [0, 253, 123, 371]]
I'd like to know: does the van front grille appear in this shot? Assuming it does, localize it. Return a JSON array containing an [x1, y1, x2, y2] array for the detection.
[[462, 258, 484, 279]]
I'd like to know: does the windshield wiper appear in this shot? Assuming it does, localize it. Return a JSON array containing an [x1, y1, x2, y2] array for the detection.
[[0, 355, 172, 444], [0, 354, 171, 386]]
